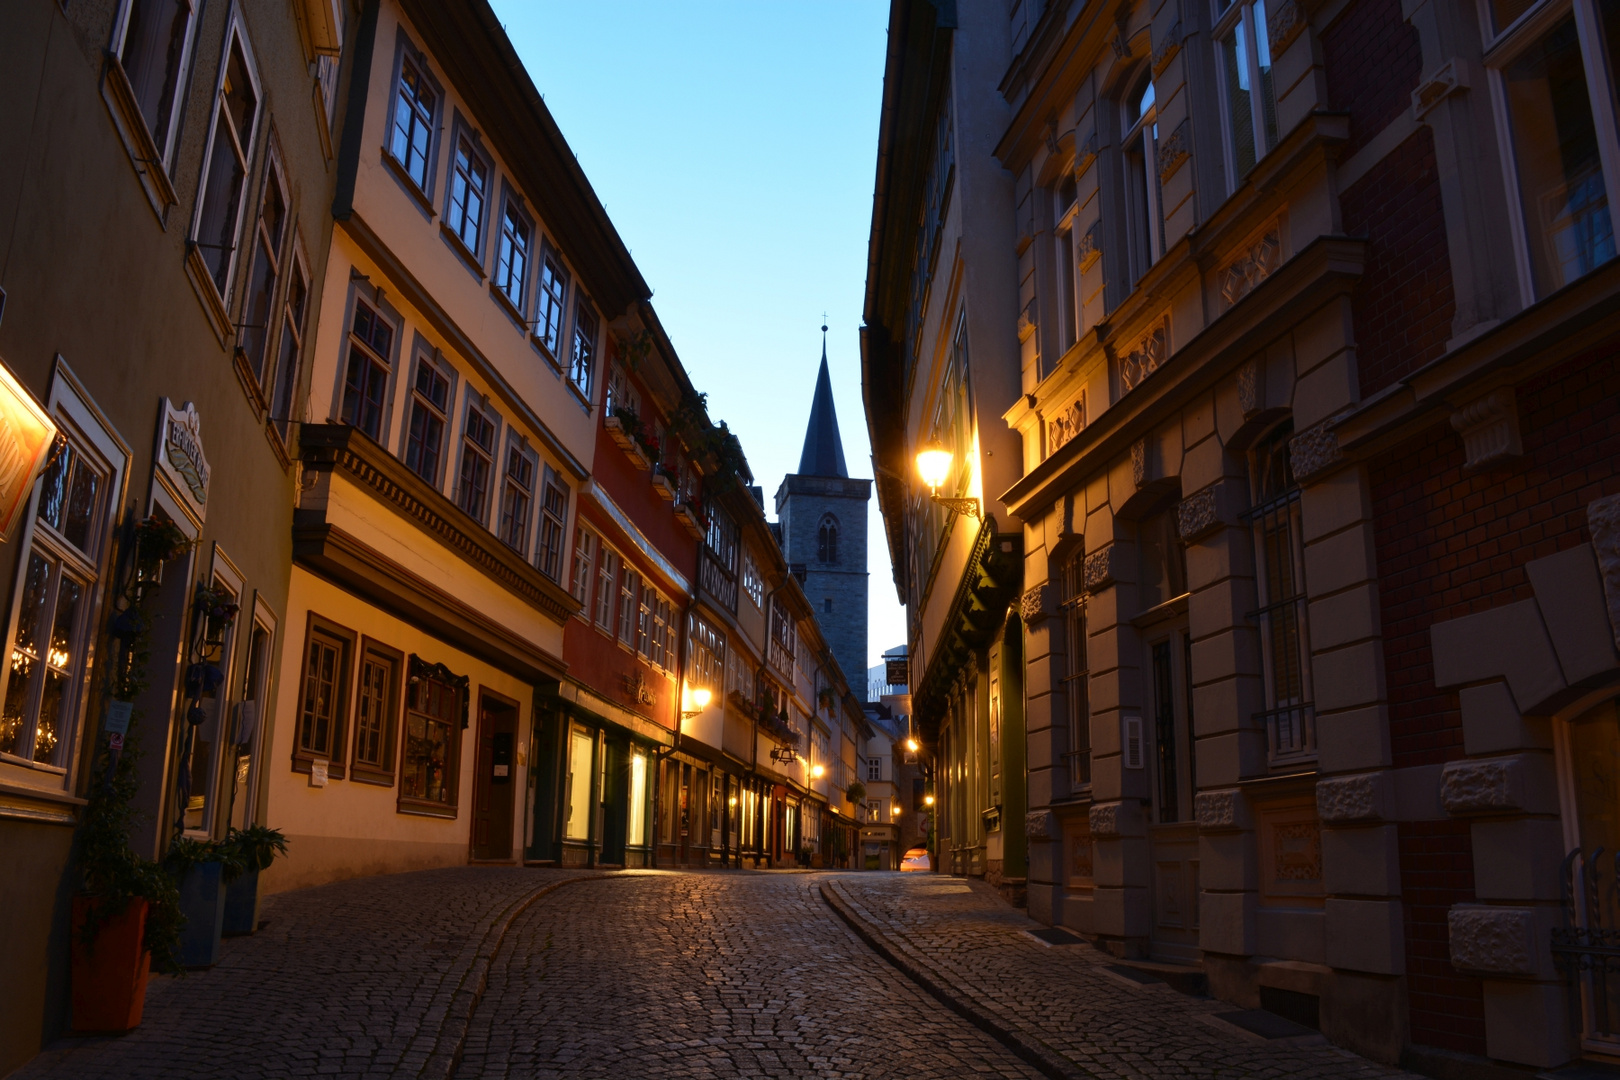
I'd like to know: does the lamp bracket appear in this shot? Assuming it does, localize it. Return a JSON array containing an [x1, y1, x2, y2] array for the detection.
[[930, 494, 983, 519]]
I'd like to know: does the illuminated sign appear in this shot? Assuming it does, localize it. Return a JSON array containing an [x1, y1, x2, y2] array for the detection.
[[0, 361, 58, 540]]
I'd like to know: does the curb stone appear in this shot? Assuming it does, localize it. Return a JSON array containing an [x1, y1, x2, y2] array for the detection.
[[414, 873, 606, 1080], [817, 880, 1096, 1080]]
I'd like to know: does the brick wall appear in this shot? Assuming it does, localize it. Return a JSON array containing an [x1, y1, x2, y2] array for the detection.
[[1370, 345, 1620, 1052], [1322, 0, 1423, 160], [1340, 128, 1456, 399]]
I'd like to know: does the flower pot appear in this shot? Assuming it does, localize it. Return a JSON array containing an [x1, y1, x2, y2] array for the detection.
[[222, 868, 260, 937], [176, 860, 227, 968], [71, 896, 151, 1033]]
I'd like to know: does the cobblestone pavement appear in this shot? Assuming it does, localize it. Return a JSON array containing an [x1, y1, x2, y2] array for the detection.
[[453, 871, 1042, 1080], [17, 867, 598, 1080], [824, 873, 1426, 1080]]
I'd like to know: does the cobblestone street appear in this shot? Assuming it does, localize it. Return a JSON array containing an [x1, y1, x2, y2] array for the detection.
[[17, 868, 1426, 1079]]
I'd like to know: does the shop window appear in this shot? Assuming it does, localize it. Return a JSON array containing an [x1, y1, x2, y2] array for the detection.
[[446, 133, 489, 260], [399, 664, 462, 812], [293, 615, 354, 777], [536, 466, 568, 580], [627, 748, 649, 846], [456, 392, 499, 524], [0, 415, 117, 770], [350, 640, 402, 784], [499, 438, 536, 557], [1121, 67, 1164, 284], [1484, 0, 1620, 300], [182, 563, 244, 836], [534, 246, 570, 362], [228, 606, 276, 831], [569, 298, 598, 401], [192, 23, 261, 297], [389, 47, 437, 193], [564, 726, 593, 840], [1214, 0, 1279, 188], [1061, 551, 1090, 787], [239, 156, 288, 381], [112, 0, 198, 168], [404, 352, 452, 486], [340, 298, 394, 442], [1248, 422, 1314, 767]]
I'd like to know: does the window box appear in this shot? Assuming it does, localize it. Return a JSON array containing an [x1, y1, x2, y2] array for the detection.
[[651, 468, 676, 501], [675, 501, 704, 538], [603, 416, 652, 470]]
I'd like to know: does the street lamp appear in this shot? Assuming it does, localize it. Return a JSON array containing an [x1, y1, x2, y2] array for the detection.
[[924, 794, 935, 806], [915, 440, 981, 519], [681, 684, 712, 720], [905, 737, 920, 753], [810, 764, 825, 779]]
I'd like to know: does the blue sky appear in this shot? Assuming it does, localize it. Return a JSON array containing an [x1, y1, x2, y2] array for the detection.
[[490, 2, 903, 674]]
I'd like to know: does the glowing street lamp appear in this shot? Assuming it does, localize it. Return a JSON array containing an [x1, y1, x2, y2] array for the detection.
[[681, 684, 712, 720], [914, 440, 981, 518], [924, 794, 936, 807], [810, 764, 826, 779], [905, 737, 920, 753]]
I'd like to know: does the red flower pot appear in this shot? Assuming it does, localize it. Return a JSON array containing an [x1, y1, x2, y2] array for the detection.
[[70, 896, 151, 1033]]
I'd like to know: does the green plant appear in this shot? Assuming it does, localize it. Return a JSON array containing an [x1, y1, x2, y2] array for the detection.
[[221, 825, 288, 876], [163, 836, 246, 882], [845, 781, 867, 804]]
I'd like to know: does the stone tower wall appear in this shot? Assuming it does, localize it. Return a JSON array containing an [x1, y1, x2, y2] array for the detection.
[[775, 474, 871, 700]]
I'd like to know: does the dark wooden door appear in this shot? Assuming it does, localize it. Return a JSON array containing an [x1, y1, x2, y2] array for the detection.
[[471, 696, 517, 861]]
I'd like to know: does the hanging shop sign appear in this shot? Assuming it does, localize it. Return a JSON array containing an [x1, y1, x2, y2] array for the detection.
[[0, 361, 58, 541], [154, 398, 211, 526]]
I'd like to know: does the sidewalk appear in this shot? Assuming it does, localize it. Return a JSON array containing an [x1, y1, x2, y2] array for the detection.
[[822, 873, 1424, 1080]]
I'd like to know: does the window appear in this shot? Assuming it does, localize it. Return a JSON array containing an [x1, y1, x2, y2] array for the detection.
[[1121, 68, 1164, 282], [768, 598, 796, 674], [1214, 0, 1279, 187], [534, 247, 570, 360], [340, 299, 393, 441], [400, 669, 461, 809], [113, 0, 198, 167], [627, 749, 649, 846], [725, 644, 755, 702], [1054, 172, 1081, 353], [0, 426, 115, 769], [457, 393, 498, 524], [192, 27, 260, 296], [390, 51, 436, 191], [570, 298, 598, 400], [405, 353, 452, 485], [570, 526, 596, 605], [605, 362, 641, 419], [446, 135, 489, 259], [638, 584, 658, 665], [565, 726, 593, 840], [867, 759, 881, 781], [537, 466, 568, 580], [1139, 505, 1189, 610], [295, 618, 353, 772], [594, 546, 620, 631], [689, 614, 725, 694], [493, 199, 531, 312], [183, 567, 241, 834], [270, 258, 309, 442], [350, 641, 402, 784], [618, 566, 641, 648], [742, 550, 764, 608], [702, 506, 739, 610], [499, 439, 536, 555], [817, 514, 839, 564], [1486, 0, 1620, 300], [239, 161, 287, 381], [823, 598, 833, 614], [1248, 422, 1314, 766], [1061, 552, 1090, 787]]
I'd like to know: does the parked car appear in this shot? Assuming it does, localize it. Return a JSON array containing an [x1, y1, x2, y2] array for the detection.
[[900, 847, 931, 872]]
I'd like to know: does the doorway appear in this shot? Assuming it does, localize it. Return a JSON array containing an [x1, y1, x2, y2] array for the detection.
[[1146, 624, 1199, 962], [471, 693, 518, 862]]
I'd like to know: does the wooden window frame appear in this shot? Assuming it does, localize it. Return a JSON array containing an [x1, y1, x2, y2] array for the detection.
[[188, 13, 263, 303], [455, 389, 500, 526], [349, 637, 403, 785], [338, 292, 397, 443], [396, 658, 466, 817], [291, 612, 357, 779]]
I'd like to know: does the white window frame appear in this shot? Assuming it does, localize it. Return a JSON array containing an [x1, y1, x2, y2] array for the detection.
[[269, 241, 311, 443], [188, 11, 263, 302], [498, 434, 538, 558], [455, 389, 500, 525], [1478, 0, 1620, 306], [1120, 67, 1164, 281], [239, 140, 290, 385], [1212, 0, 1280, 193], [1053, 173, 1081, 353], [110, 0, 201, 171], [387, 36, 440, 198]]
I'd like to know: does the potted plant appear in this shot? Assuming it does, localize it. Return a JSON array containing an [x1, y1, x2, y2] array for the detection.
[[164, 836, 241, 968], [845, 780, 867, 805], [72, 516, 190, 1032], [220, 825, 288, 937]]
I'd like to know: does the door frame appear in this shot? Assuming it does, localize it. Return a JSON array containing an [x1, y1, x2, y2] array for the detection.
[[1142, 612, 1200, 961], [468, 687, 521, 864]]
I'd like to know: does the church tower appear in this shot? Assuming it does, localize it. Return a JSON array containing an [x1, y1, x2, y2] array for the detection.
[[776, 329, 872, 700]]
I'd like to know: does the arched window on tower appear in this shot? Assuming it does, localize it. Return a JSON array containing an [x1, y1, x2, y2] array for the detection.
[[817, 514, 839, 564]]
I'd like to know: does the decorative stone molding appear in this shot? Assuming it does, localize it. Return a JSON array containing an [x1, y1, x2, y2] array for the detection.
[[1272, 820, 1323, 883], [1090, 801, 1123, 836], [1288, 415, 1346, 483], [1317, 772, 1390, 823], [1177, 483, 1222, 542], [1076, 130, 1098, 175], [1077, 219, 1102, 270], [1157, 119, 1191, 185], [1084, 543, 1122, 592], [1412, 58, 1468, 120], [1046, 393, 1085, 456], [1219, 226, 1283, 308], [1267, 0, 1305, 52], [1111, 32, 1132, 60], [1440, 756, 1525, 815], [1448, 906, 1535, 976], [1196, 789, 1241, 830], [1449, 388, 1523, 471], [1131, 438, 1149, 488], [1151, 21, 1183, 76], [1017, 295, 1038, 343], [1119, 317, 1169, 395], [1025, 810, 1056, 839], [1238, 357, 1263, 418], [1591, 495, 1620, 654], [1020, 583, 1057, 624]]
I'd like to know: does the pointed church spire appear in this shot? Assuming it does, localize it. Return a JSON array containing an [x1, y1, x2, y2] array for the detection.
[[797, 324, 849, 478]]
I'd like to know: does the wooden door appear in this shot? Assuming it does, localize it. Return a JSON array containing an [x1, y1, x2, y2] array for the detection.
[[1147, 626, 1201, 961], [471, 695, 517, 861]]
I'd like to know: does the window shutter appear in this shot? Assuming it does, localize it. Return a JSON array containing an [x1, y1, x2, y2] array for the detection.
[[1123, 714, 1144, 770]]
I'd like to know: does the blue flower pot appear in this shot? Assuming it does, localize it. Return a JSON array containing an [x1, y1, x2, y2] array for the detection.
[[222, 869, 260, 937], [176, 861, 226, 968]]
